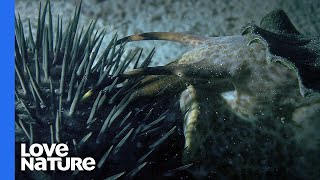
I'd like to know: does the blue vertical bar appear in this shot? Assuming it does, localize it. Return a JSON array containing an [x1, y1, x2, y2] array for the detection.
[[0, 0, 15, 179]]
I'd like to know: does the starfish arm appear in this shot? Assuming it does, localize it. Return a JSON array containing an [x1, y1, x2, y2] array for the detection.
[[131, 75, 187, 100], [122, 63, 230, 81], [116, 32, 208, 47]]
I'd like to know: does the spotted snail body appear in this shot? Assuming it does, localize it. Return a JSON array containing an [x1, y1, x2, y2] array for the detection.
[[85, 10, 320, 178]]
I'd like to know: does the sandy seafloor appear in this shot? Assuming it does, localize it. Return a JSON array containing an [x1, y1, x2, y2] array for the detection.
[[15, 0, 320, 66]]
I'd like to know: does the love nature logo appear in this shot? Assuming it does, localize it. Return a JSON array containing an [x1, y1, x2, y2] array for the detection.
[[20, 143, 96, 171]]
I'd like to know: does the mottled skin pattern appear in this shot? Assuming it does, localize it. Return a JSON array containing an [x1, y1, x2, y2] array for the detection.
[[176, 35, 301, 121], [176, 35, 297, 145]]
